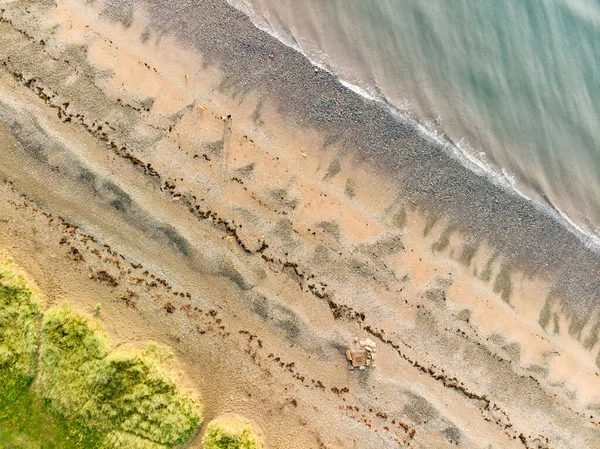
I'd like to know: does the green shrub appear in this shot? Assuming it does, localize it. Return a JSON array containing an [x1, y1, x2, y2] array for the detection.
[[202, 414, 264, 449], [38, 304, 203, 448], [103, 431, 168, 449], [96, 350, 202, 446], [37, 304, 111, 421], [0, 258, 202, 448], [0, 259, 103, 448], [0, 383, 104, 448], [0, 258, 43, 391]]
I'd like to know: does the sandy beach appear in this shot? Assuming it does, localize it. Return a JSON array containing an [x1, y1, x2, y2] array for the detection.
[[0, 1, 598, 448]]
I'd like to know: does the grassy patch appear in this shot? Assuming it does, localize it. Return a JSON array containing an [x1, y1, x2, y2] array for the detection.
[[0, 258, 202, 448], [0, 383, 104, 448], [0, 258, 43, 390], [37, 304, 111, 422], [0, 258, 102, 448], [38, 304, 202, 448], [202, 414, 264, 449]]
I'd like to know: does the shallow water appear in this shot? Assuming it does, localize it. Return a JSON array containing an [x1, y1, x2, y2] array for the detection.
[[229, 0, 600, 240]]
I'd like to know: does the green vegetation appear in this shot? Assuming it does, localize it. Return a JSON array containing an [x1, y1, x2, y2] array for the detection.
[[0, 258, 42, 390], [0, 258, 103, 448], [202, 414, 264, 449], [0, 257, 202, 448], [103, 431, 169, 449], [38, 304, 202, 448], [0, 384, 104, 448]]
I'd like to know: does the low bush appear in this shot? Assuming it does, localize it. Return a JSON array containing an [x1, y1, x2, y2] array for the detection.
[[0, 257, 203, 448], [0, 258, 103, 447], [0, 382, 104, 448], [37, 304, 203, 447], [103, 430, 168, 449], [0, 258, 43, 390], [202, 414, 264, 449], [37, 304, 111, 419]]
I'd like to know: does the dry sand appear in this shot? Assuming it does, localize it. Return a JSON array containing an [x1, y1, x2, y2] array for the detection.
[[0, 1, 598, 448]]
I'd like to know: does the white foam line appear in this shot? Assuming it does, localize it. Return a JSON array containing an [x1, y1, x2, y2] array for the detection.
[[227, 0, 600, 253]]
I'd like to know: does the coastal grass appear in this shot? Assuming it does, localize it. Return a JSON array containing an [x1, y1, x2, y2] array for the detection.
[[0, 383, 104, 448], [202, 414, 264, 449], [0, 257, 103, 448], [38, 304, 203, 448], [0, 257, 42, 391], [0, 257, 203, 448]]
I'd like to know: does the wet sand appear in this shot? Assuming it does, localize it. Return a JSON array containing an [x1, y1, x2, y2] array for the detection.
[[0, 1, 598, 448]]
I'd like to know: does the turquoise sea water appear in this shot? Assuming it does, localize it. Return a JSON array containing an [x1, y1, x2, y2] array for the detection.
[[229, 0, 600, 242]]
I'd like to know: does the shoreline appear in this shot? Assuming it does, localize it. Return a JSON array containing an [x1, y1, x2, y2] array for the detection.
[[234, 0, 600, 252], [127, 0, 600, 345], [226, 0, 600, 252]]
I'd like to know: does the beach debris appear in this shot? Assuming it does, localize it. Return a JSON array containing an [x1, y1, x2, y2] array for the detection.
[[346, 337, 376, 370]]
